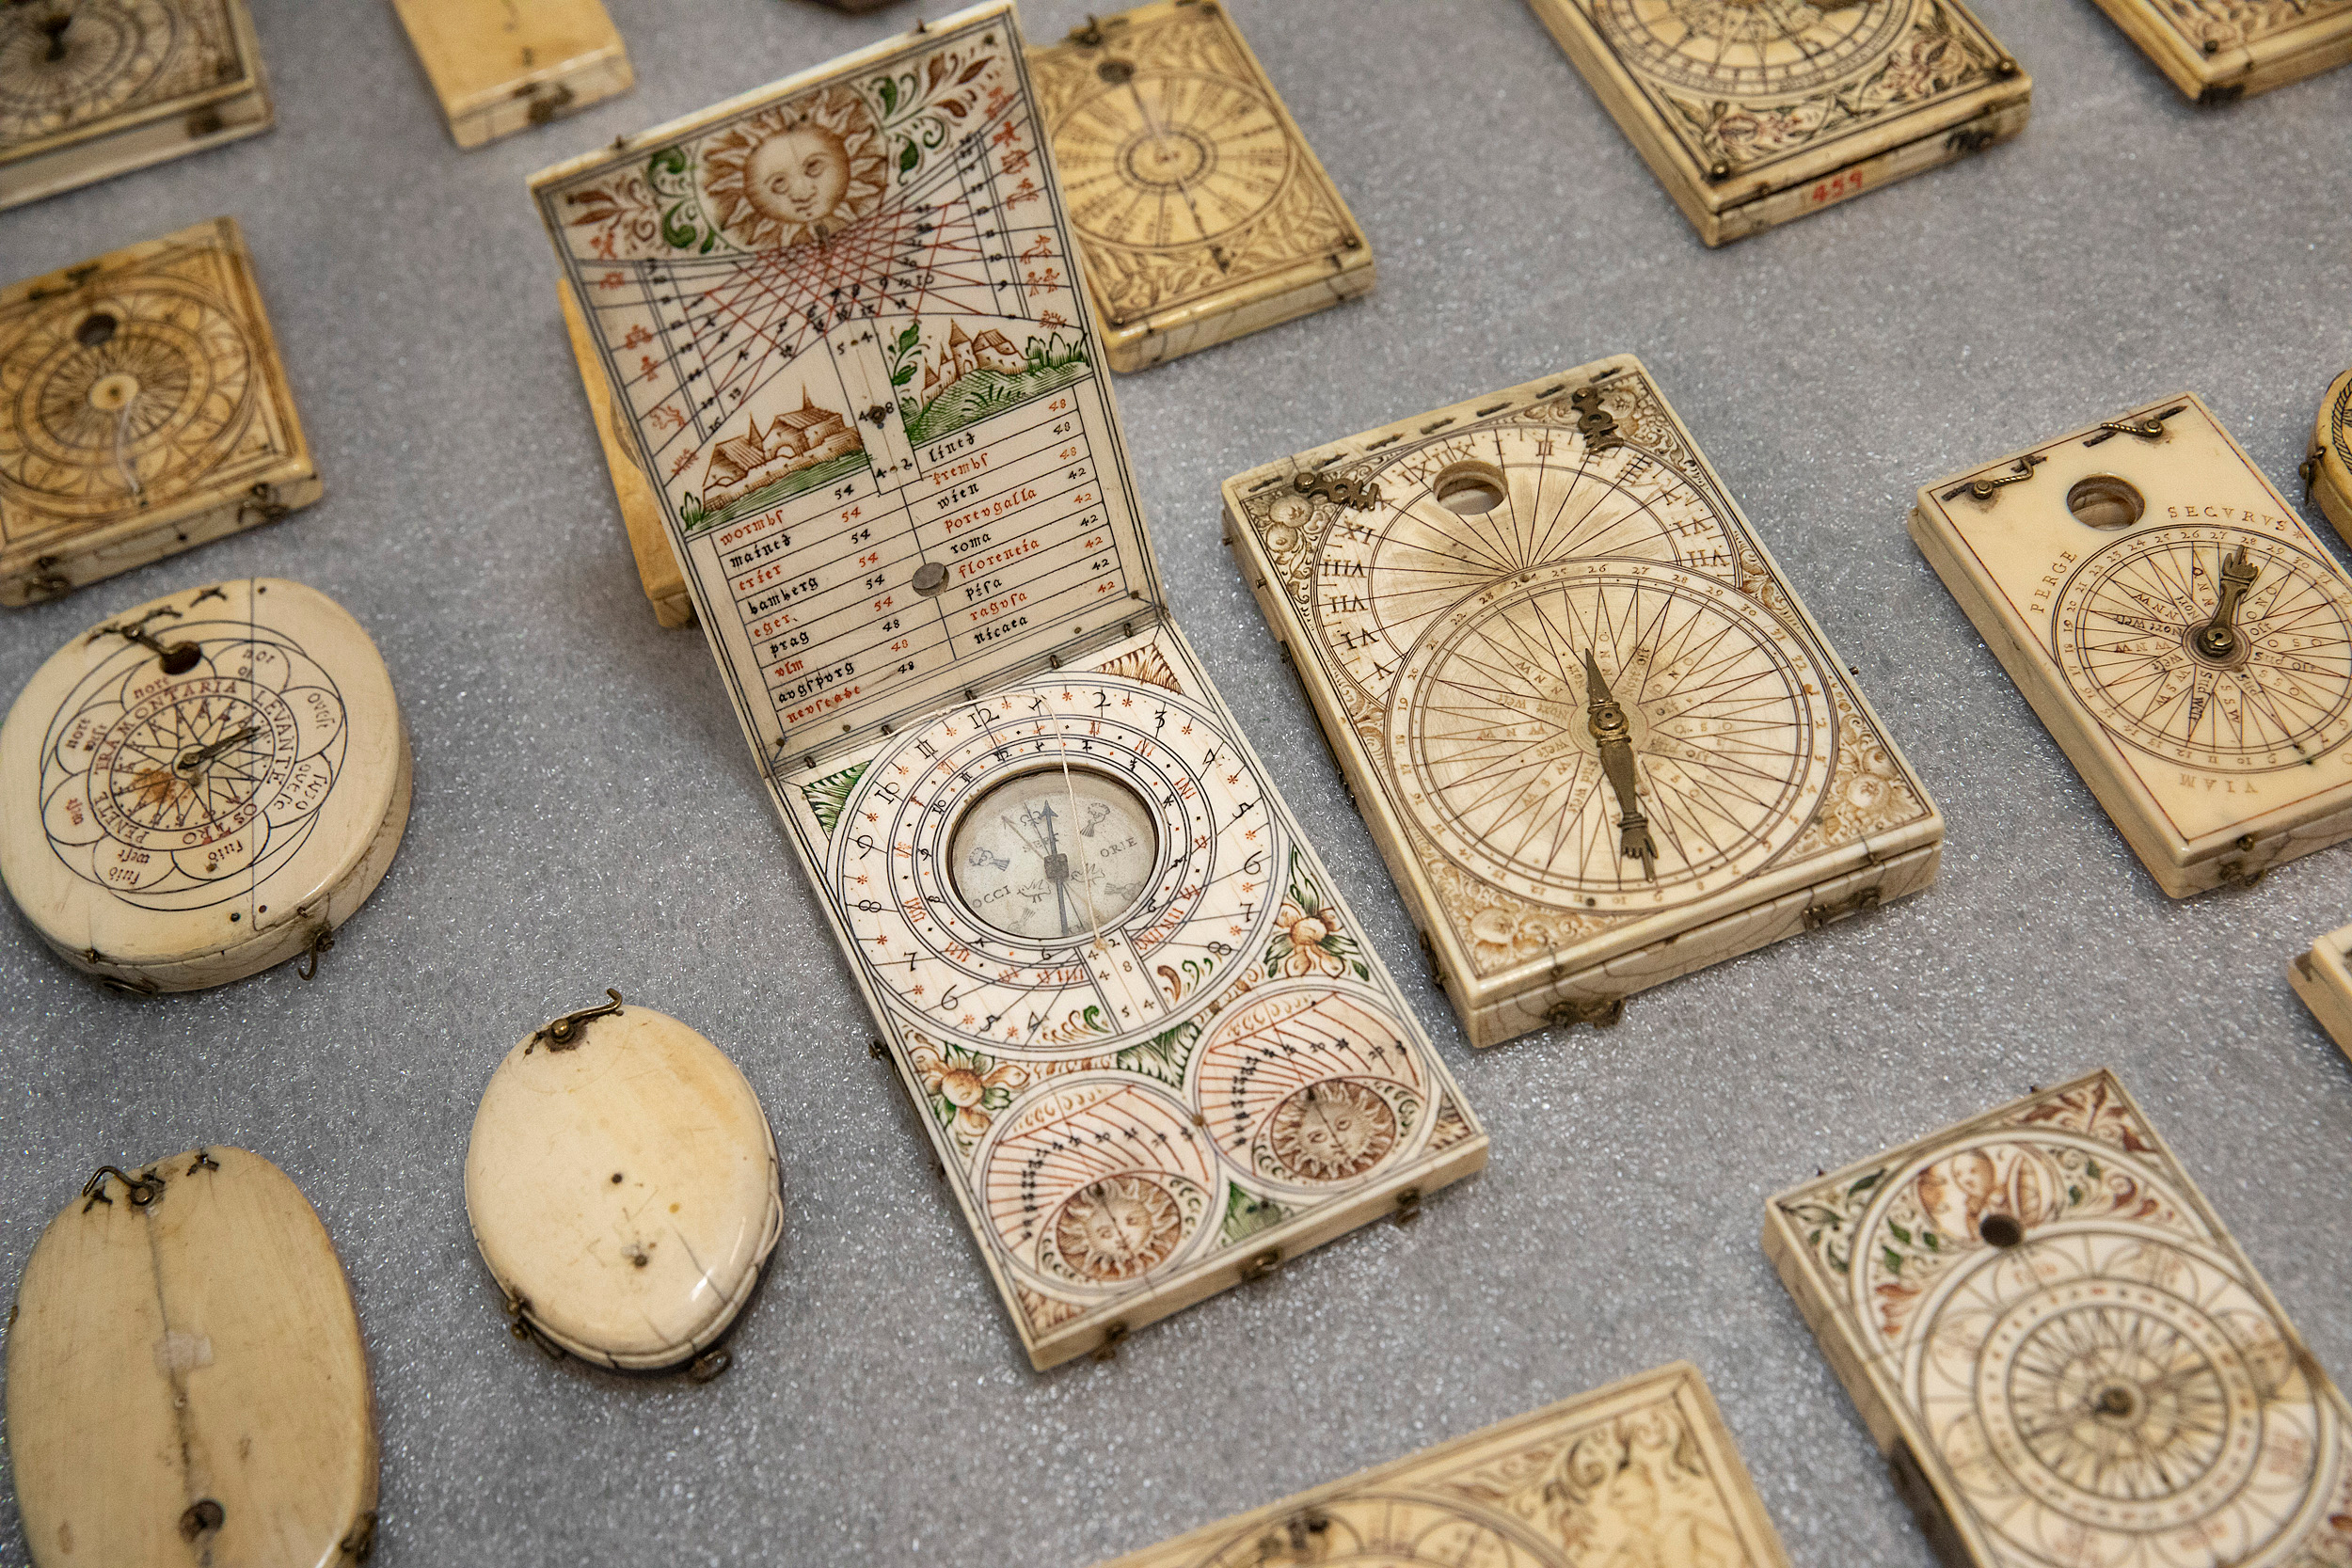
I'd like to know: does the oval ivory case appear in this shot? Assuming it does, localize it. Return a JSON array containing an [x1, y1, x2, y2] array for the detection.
[[6, 1148, 378, 1568], [0, 578, 411, 992], [465, 1004, 783, 1370]]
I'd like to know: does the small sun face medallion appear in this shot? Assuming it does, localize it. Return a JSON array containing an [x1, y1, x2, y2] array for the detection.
[[698, 87, 889, 249]]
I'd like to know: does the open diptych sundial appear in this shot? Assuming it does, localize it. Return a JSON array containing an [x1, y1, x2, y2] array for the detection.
[[2085, 0, 2352, 102], [2292, 923, 2352, 1060], [1027, 0, 1374, 372], [1096, 1363, 1792, 1568], [1223, 359, 1943, 1048], [532, 1, 1486, 1370], [1523, 0, 2030, 245], [1768, 1071, 2352, 1568], [0, 216, 319, 607], [1912, 394, 2352, 897], [0, 0, 272, 210]]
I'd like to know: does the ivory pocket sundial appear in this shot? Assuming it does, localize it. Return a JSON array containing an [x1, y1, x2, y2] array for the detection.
[[2293, 922, 2352, 1059], [0, 577, 411, 991], [8, 1148, 378, 1568], [1095, 1362, 1791, 1568], [466, 995, 784, 1372], [2310, 364, 2352, 542], [2085, 0, 2352, 103], [391, 0, 631, 149], [1222, 359, 1943, 1048], [532, 1, 1486, 1370], [1027, 1, 1374, 372], [1524, 0, 2030, 245], [0, 0, 273, 210], [1767, 1070, 2352, 1568], [1912, 394, 2352, 897], [1, 216, 318, 608]]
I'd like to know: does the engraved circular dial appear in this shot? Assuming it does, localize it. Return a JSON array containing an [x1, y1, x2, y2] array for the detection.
[[1596, 0, 1915, 98], [1391, 562, 1835, 909], [39, 622, 347, 911], [1300, 423, 1736, 700], [948, 766, 1159, 941], [1055, 71, 1293, 248], [0, 279, 256, 518], [1912, 1226, 2340, 1565], [2053, 525, 2352, 773], [0, 0, 179, 142], [829, 669, 1285, 1055]]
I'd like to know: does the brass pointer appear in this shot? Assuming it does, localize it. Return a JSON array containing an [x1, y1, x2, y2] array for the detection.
[[2192, 545, 2260, 663], [175, 725, 256, 776], [1583, 650, 1657, 880]]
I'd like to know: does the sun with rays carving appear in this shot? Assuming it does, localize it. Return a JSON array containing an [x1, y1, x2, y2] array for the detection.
[[700, 87, 889, 251]]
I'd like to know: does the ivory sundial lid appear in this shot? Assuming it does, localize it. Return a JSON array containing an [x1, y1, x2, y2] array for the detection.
[[1221, 357, 1945, 1048], [0, 0, 274, 210], [1524, 0, 2031, 245], [1096, 1362, 1791, 1568], [2085, 0, 2352, 102], [0, 577, 411, 992], [391, 0, 632, 149], [2292, 921, 2352, 1061], [1911, 393, 2352, 897], [1028, 0, 1374, 372], [465, 996, 784, 1371], [7, 1148, 378, 1568], [1766, 1071, 2352, 1568], [1, 216, 320, 607], [2310, 363, 2352, 542]]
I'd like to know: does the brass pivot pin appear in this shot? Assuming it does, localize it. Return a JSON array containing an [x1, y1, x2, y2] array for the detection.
[[2193, 545, 2260, 663], [81, 1164, 164, 1212], [2095, 417, 2166, 440], [1961, 454, 2045, 501], [1583, 650, 1657, 880], [97, 607, 200, 673], [532, 990, 624, 1052]]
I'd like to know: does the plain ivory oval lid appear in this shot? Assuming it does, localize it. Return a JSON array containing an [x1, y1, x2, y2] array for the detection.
[[0, 578, 406, 986], [465, 1002, 782, 1369], [5, 1148, 377, 1568]]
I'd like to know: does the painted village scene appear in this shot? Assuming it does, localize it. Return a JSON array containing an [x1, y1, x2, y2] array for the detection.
[[676, 318, 1089, 531]]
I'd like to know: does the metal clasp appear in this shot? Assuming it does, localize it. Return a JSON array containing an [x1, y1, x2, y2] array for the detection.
[[1392, 1186, 1423, 1227], [1091, 1322, 1129, 1362], [1545, 996, 1626, 1029], [1946, 455, 2045, 503], [82, 1164, 165, 1212], [531, 990, 623, 1052]]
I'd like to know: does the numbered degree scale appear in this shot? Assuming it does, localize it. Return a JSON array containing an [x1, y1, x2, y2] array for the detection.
[[532, 1, 1486, 1370]]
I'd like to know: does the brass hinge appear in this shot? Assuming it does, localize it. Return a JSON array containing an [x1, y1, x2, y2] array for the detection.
[[1238, 1248, 1283, 1284], [1803, 886, 1882, 930], [1545, 996, 1626, 1030]]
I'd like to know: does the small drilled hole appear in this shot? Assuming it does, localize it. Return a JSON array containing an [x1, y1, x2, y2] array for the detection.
[[1434, 460, 1507, 516], [1979, 1212, 2024, 1248], [2067, 475, 2143, 531], [178, 1499, 224, 1540], [611, 1172, 624, 1184], [159, 643, 200, 674], [77, 313, 117, 348], [1097, 59, 1133, 84]]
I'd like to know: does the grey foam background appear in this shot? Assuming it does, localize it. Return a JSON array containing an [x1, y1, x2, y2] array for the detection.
[[2, 0, 2349, 1563]]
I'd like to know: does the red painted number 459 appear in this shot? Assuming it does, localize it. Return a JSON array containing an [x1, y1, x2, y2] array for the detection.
[[1807, 169, 1864, 206]]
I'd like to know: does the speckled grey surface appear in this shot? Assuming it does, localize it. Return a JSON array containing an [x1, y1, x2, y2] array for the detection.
[[2, 1, 2349, 1563]]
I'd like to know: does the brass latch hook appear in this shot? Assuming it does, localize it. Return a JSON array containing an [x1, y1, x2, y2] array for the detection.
[[531, 990, 623, 1052], [82, 1164, 164, 1212]]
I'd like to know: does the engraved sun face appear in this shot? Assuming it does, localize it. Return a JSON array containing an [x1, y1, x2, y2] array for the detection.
[[1052, 1175, 1182, 1282], [699, 88, 888, 249], [748, 127, 850, 229], [1266, 1080, 1397, 1182]]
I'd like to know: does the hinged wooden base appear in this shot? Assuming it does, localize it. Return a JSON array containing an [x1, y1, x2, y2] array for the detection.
[[392, 0, 633, 149]]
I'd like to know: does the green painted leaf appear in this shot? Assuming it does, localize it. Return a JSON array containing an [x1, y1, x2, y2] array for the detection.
[[1888, 1222, 1912, 1243], [1882, 1246, 1903, 1275], [898, 140, 919, 174]]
